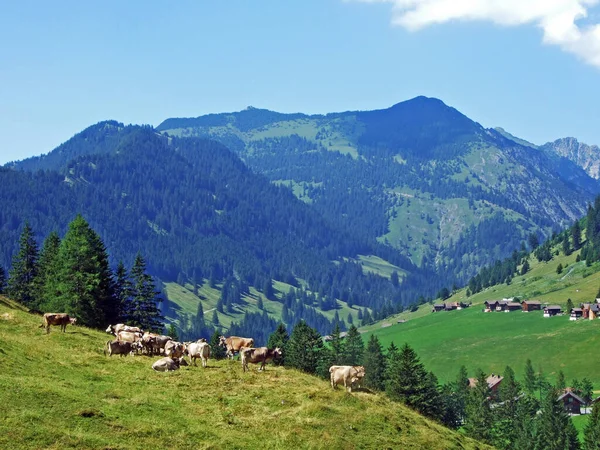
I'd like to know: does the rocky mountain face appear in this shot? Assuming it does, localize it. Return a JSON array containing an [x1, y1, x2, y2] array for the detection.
[[541, 137, 600, 179]]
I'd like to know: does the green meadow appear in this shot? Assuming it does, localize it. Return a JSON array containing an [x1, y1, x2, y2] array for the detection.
[[0, 296, 488, 450]]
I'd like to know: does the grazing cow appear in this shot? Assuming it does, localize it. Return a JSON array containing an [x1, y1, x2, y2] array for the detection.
[[219, 335, 254, 359], [186, 341, 211, 367], [41, 313, 77, 334], [116, 330, 143, 345], [141, 333, 171, 356], [329, 365, 366, 392], [240, 347, 282, 372], [164, 341, 185, 359], [104, 340, 141, 357], [105, 324, 142, 335], [152, 357, 180, 372]]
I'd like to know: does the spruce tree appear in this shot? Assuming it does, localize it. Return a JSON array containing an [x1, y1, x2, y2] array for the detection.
[[32, 231, 60, 310], [572, 220, 582, 251], [113, 261, 132, 323], [534, 388, 580, 450], [521, 259, 530, 276], [329, 323, 345, 365], [557, 263, 564, 274], [562, 234, 572, 256], [494, 366, 522, 449], [0, 265, 6, 294], [7, 222, 39, 306], [43, 216, 114, 327], [556, 370, 566, 391], [464, 369, 493, 444], [584, 400, 600, 450], [362, 334, 386, 391], [263, 278, 274, 300], [524, 359, 537, 395], [257, 296, 264, 310], [212, 310, 219, 326], [286, 320, 324, 375], [567, 298, 574, 312], [128, 253, 164, 332], [268, 323, 289, 365], [209, 330, 226, 359], [343, 324, 364, 365]]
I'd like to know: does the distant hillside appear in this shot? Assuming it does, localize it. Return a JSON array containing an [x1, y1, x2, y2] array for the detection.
[[0, 297, 489, 450], [541, 137, 600, 179], [158, 97, 600, 283]]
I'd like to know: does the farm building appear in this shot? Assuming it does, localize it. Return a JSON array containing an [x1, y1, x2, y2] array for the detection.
[[483, 300, 498, 312], [521, 300, 542, 312], [558, 391, 586, 414], [503, 302, 522, 312], [581, 303, 600, 320], [432, 304, 445, 312], [570, 308, 583, 321], [543, 305, 561, 317], [469, 374, 504, 395]]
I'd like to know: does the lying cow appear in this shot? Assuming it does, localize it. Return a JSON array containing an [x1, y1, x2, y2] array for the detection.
[[141, 332, 172, 356], [105, 324, 142, 335], [186, 341, 211, 367], [240, 347, 282, 372], [152, 357, 181, 372], [219, 335, 254, 359], [329, 365, 366, 392], [164, 340, 185, 359], [104, 340, 141, 357], [40, 313, 77, 334]]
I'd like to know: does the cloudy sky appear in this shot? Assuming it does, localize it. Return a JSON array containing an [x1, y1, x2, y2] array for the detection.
[[1, 0, 599, 164]]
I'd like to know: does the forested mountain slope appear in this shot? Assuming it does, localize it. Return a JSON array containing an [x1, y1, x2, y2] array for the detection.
[[158, 96, 600, 282], [1, 124, 424, 333]]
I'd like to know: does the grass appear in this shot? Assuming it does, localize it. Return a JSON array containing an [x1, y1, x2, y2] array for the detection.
[[363, 246, 600, 387], [0, 296, 489, 450]]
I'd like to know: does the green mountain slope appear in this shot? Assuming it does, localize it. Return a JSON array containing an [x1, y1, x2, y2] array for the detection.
[[0, 297, 489, 450], [363, 244, 600, 386], [157, 97, 600, 283]]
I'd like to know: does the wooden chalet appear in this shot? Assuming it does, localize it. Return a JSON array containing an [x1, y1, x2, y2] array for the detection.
[[432, 303, 445, 313], [484, 300, 498, 312], [503, 302, 522, 312], [558, 391, 585, 414], [570, 308, 583, 321], [444, 302, 458, 311], [468, 374, 504, 394], [521, 300, 542, 312], [581, 303, 600, 320], [543, 305, 561, 317]]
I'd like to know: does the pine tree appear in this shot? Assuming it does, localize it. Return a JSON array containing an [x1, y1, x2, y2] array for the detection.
[[557, 263, 564, 274], [453, 365, 470, 425], [362, 334, 385, 391], [257, 296, 264, 310], [167, 323, 179, 340], [567, 298, 574, 312], [584, 400, 600, 450], [528, 233, 540, 250], [464, 369, 493, 444], [524, 359, 537, 395], [563, 234, 572, 256], [7, 222, 39, 307], [534, 388, 580, 450], [263, 278, 274, 300], [556, 370, 566, 391], [0, 265, 6, 294], [494, 366, 522, 449], [267, 323, 289, 365], [212, 310, 219, 327], [32, 231, 60, 310], [128, 253, 164, 332], [391, 270, 399, 287], [43, 216, 114, 327], [343, 325, 364, 365], [209, 330, 226, 359], [329, 323, 345, 365], [113, 261, 133, 323], [572, 220, 582, 251], [521, 259, 530, 276], [286, 320, 325, 375]]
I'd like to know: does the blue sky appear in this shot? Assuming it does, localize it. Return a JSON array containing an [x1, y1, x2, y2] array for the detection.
[[1, 0, 599, 164]]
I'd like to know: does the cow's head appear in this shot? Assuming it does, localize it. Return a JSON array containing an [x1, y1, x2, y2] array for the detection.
[[218, 336, 227, 347], [273, 347, 283, 358], [105, 325, 113, 334], [69, 318, 77, 325], [197, 338, 207, 343]]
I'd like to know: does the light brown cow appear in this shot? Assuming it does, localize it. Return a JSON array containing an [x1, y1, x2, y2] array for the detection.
[[164, 341, 185, 359], [219, 335, 254, 359], [329, 365, 366, 392], [141, 333, 171, 356], [116, 330, 143, 345], [152, 357, 180, 372], [186, 341, 211, 367], [240, 347, 282, 372], [106, 324, 142, 335], [41, 313, 77, 334], [104, 340, 141, 357]]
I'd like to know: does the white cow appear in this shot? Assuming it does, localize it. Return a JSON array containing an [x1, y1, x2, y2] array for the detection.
[[152, 357, 181, 372], [186, 341, 211, 367], [329, 365, 366, 392]]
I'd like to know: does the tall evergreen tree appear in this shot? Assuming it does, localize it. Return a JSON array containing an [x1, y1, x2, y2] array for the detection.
[[286, 320, 324, 375], [32, 231, 61, 310], [209, 330, 226, 359], [127, 253, 164, 332], [362, 334, 386, 391], [42, 216, 114, 327], [494, 366, 523, 449], [584, 400, 600, 450], [263, 278, 274, 300], [464, 369, 493, 444], [343, 324, 364, 365], [267, 323, 289, 365], [212, 310, 220, 326], [7, 222, 39, 307], [566, 298, 574, 312], [556, 370, 567, 391], [0, 265, 6, 294], [521, 259, 530, 276], [113, 261, 132, 323], [572, 220, 582, 251], [524, 359, 537, 395], [534, 388, 580, 450], [329, 323, 345, 365], [562, 234, 572, 256]]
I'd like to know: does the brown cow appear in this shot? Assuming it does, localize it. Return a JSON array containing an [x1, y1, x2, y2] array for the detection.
[[116, 330, 143, 345], [219, 335, 254, 359], [41, 313, 77, 334], [164, 341, 185, 359], [141, 333, 171, 356], [240, 347, 282, 372], [329, 365, 366, 392], [104, 340, 141, 357]]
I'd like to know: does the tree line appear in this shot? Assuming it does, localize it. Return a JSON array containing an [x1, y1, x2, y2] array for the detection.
[[3, 216, 164, 331]]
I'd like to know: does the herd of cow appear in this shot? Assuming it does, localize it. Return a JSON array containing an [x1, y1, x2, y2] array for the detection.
[[40, 312, 367, 392]]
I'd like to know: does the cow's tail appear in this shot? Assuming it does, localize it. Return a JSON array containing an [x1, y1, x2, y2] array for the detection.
[[104, 341, 111, 356]]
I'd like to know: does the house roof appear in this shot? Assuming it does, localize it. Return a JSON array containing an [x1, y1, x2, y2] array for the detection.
[[522, 300, 541, 305], [506, 303, 522, 307], [468, 374, 504, 390], [571, 308, 583, 313], [558, 391, 586, 404], [433, 304, 445, 308], [545, 305, 561, 310]]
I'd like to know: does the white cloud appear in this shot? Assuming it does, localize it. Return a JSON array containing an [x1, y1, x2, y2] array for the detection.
[[353, 0, 600, 67]]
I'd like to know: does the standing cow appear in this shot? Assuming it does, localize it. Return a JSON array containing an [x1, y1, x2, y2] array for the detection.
[[186, 341, 211, 367], [240, 347, 282, 372], [104, 340, 141, 357], [142, 332, 171, 356], [40, 313, 77, 334], [329, 365, 366, 392], [219, 335, 254, 359], [106, 324, 142, 335]]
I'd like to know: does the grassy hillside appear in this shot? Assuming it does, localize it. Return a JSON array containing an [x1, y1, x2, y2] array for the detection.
[[364, 247, 600, 386], [0, 297, 488, 450]]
